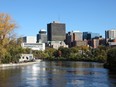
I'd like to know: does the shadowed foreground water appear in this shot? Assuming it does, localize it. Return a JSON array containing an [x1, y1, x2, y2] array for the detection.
[[0, 61, 116, 87]]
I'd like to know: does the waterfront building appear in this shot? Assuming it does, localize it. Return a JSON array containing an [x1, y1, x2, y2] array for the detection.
[[37, 29, 47, 43], [47, 21, 66, 41], [105, 29, 116, 39], [19, 54, 34, 62]]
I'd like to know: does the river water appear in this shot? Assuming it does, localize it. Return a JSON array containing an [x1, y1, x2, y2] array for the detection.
[[0, 61, 116, 87]]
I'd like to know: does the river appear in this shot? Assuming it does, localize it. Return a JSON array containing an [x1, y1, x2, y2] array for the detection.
[[0, 61, 116, 87]]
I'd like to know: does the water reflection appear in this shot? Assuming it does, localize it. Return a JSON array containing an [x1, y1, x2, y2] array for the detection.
[[0, 67, 22, 87], [0, 61, 116, 87]]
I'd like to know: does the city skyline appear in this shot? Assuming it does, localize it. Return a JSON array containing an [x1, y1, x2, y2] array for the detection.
[[0, 0, 116, 37]]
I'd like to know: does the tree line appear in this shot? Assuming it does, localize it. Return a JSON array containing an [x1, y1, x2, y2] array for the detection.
[[32, 46, 108, 63]]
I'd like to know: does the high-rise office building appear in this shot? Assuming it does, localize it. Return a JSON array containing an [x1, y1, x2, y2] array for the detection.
[[47, 21, 66, 41], [83, 32, 100, 40], [83, 32, 90, 40], [65, 31, 83, 47], [37, 29, 47, 43], [72, 31, 83, 41], [105, 29, 116, 39], [66, 32, 73, 47]]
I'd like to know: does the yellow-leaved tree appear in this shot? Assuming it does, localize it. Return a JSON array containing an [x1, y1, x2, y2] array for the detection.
[[0, 13, 16, 43], [0, 13, 16, 63]]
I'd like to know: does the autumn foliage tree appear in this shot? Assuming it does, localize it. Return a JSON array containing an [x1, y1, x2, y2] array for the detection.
[[0, 13, 16, 44], [0, 13, 18, 63]]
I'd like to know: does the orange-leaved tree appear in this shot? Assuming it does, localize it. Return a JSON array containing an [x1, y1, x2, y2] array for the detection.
[[0, 13, 17, 63], [0, 13, 16, 44]]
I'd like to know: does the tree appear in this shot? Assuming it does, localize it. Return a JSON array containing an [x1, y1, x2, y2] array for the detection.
[[45, 48, 56, 59], [32, 50, 49, 59], [70, 47, 79, 53], [107, 47, 116, 66], [0, 13, 16, 44], [58, 47, 71, 59], [0, 13, 17, 63]]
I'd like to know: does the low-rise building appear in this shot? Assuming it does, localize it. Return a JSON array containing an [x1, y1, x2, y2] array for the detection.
[[21, 43, 45, 51], [109, 42, 116, 47], [47, 41, 68, 49], [21, 36, 45, 51], [73, 40, 87, 47], [22, 36, 36, 43]]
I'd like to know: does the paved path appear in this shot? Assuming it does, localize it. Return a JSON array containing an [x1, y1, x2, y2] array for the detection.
[[0, 59, 41, 67]]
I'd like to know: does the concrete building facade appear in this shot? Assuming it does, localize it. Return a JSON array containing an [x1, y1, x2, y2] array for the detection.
[[73, 31, 83, 41], [65, 31, 83, 47], [47, 41, 68, 49], [23, 36, 36, 43], [21, 43, 45, 51], [21, 36, 45, 51], [73, 40, 88, 47], [105, 29, 116, 39], [92, 39, 99, 48]]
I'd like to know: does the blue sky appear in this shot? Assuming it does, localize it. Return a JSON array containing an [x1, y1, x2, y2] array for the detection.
[[0, 0, 116, 37]]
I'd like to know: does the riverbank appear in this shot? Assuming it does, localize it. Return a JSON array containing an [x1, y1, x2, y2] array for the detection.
[[0, 59, 41, 67], [42, 58, 104, 63]]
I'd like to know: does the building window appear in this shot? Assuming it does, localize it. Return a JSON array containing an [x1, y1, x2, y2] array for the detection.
[[26, 57, 28, 59], [29, 56, 32, 59], [22, 57, 24, 59]]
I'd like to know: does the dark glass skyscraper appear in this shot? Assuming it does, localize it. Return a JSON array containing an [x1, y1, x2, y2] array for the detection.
[[83, 32, 100, 40], [37, 29, 47, 43], [47, 21, 66, 41]]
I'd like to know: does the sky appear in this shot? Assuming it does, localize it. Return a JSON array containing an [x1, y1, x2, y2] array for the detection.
[[0, 0, 116, 37]]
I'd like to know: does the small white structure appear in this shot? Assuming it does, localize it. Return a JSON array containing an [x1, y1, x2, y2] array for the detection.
[[109, 42, 116, 47], [19, 54, 35, 62]]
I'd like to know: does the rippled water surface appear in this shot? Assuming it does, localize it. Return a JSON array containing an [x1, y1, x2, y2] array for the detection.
[[0, 61, 116, 87]]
